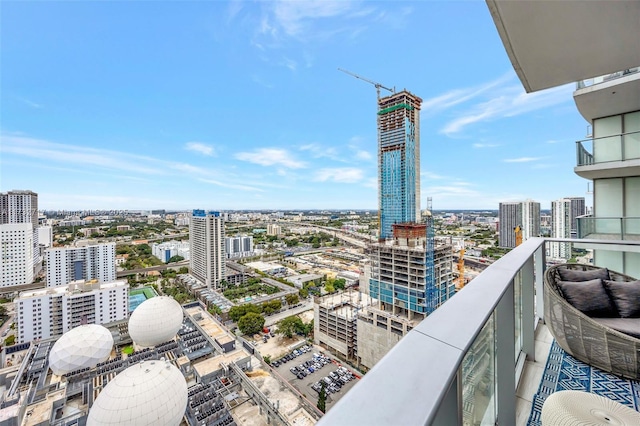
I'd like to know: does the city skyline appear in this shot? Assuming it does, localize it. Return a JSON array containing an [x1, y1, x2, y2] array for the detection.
[[1, 1, 590, 211]]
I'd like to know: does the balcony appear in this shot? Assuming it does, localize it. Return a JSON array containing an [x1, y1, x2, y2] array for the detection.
[[576, 68, 640, 90], [574, 130, 640, 179], [574, 67, 640, 122], [319, 237, 640, 426], [577, 215, 640, 241]]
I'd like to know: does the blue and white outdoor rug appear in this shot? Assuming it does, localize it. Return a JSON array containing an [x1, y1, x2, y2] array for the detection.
[[527, 341, 640, 425]]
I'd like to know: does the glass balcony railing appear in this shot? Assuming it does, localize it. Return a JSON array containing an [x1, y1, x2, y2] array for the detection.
[[577, 215, 640, 240], [319, 238, 640, 426], [575, 130, 640, 166], [576, 67, 640, 89]]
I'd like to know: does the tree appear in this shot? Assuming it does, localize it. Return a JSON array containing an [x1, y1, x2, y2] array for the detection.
[[334, 278, 346, 290], [178, 266, 189, 274], [317, 382, 327, 413], [229, 304, 261, 322], [285, 293, 299, 305], [276, 316, 304, 338], [324, 282, 335, 293], [167, 255, 185, 263], [0, 305, 7, 317], [299, 288, 309, 299], [263, 355, 271, 364], [237, 312, 265, 336]]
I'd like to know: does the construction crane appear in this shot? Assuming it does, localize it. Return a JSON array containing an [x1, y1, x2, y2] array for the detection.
[[515, 225, 523, 247], [338, 68, 395, 99], [457, 244, 465, 291]]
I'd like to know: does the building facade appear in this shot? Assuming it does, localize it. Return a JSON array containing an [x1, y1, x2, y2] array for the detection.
[[314, 291, 365, 363], [377, 91, 422, 240], [575, 103, 640, 276], [266, 224, 281, 237], [550, 199, 572, 260], [498, 200, 541, 248], [189, 210, 225, 289], [15, 279, 129, 343], [498, 202, 521, 248], [45, 242, 116, 287], [225, 235, 254, 259], [567, 197, 586, 238], [152, 240, 190, 263], [0, 190, 38, 229], [0, 223, 34, 287], [368, 230, 455, 321], [0, 190, 40, 272]]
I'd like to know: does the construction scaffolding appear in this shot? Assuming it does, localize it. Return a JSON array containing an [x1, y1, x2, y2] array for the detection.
[[425, 197, 437, 314]]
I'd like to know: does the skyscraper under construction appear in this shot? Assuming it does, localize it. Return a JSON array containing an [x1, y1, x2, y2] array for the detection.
[[377, 91, 422, 240]]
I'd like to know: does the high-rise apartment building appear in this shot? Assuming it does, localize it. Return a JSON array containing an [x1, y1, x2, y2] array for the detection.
[[0, 190, 38, 229], [378, 91, 422, 239], [498, 200, 540, 248], [567, 197, 586, 238], [550, 199, 572, 259], [15, 279, 129, 343], [498, 202, 521, 248], [349, 89, 453, 370], [189, 210, 225, 289], [266, 224, 281, 237], [521, 199, 541, 240], [45, 242, 116, 287], [1, 190, 40, 272], [0, 223, 34, 287], [574, 81, 640, 276], [225, 235, 254, 259]]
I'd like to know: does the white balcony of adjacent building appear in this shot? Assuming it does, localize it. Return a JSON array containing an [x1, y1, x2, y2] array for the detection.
[[574, 68, 640, 122], [577, 215, 640, 242], [486, 1, 640, 93], [319, 238, 640, 426], [574, 130, 640, 179]]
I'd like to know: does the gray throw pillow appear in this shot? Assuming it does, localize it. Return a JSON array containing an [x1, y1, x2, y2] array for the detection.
[[558, 267, 610, 282], [557, 278, 616, 317], [603, 280, 640, 318]]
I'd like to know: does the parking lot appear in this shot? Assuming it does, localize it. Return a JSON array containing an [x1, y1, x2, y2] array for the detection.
[[269, 345, 360, 410]]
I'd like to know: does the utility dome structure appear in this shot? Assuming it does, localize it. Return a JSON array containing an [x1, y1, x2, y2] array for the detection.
[[87, 359, 188, 426], [128, 296, 183, 347], [49, 324, 113, 376]]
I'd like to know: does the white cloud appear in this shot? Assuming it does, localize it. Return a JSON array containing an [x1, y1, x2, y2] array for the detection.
[[440, 82, 574, 136], [185, 142, 215, 156], [421, 72, 513, 113], [299, 143, 341, 161], [314, 167, 364, 183], [235, 148, 307, 169], [420, 171, 448, 180], [473, 143, 500, 148], [198, 178, 263, 192], [354, 150, 372, 160], [16, 97, 44, 109], [503, 157, 544, 163]]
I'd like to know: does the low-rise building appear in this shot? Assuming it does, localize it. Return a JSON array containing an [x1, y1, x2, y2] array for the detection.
[[15, 279, 129, 343]]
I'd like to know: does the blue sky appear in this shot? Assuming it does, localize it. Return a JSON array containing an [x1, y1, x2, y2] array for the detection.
[[1, 1, 590, 211]]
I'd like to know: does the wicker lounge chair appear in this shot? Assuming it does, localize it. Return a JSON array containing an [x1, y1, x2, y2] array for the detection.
[[544, 263, 640, 380]]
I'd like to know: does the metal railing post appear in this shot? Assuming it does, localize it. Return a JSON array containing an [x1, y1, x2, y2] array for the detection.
[[534, 244, 545, 324], [521, 255, 535, 361], [496, 283, 516, 425]]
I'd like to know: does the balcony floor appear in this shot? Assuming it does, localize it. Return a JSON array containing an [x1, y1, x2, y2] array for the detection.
[[516, 323, 553, 425], [517, 323, 640, 425]]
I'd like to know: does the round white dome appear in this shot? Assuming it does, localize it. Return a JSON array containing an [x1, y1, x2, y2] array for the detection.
[[49, 324, 113, 376], [128, 296, 183, 347], [87, 359, 187, 426]]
